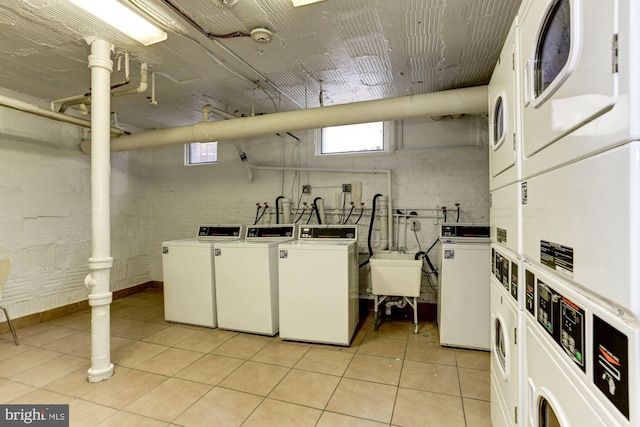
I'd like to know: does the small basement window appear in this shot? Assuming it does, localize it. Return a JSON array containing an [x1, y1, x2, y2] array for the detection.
[[318, 121, 390, 155], [186, 142, 218, 165]]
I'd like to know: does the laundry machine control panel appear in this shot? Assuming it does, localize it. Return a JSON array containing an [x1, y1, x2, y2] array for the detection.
[[440, 224, 490, 240], [197, 225, 243, 237], [536, 281, 586, 372], [298, 226, 357, 240], [510, 260, 518, 302], [593, 315, 631, 420], [525, 269, 535, 315], [246, 225, 295, 238]]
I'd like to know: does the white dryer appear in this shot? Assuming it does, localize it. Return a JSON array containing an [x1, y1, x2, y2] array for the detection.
[[489, 18, 520, 191], [162, 225, 244, 328], [491, 244, 525, 427], [278, 225, 359, 346], [213, 225, 295, 336], [489, 19, 523, 256], [523, 263, 640, 427], [518, 0, 640, 179], [521, 140, 640, 321]]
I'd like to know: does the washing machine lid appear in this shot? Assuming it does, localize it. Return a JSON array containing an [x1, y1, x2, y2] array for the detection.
[[196, 225, 245, 240], [297, 225, 357, 241], [279, 240, 355, 250], [245, 224, 296, 241], [162, 238, 220, 247], [216, 239, 291, 248]]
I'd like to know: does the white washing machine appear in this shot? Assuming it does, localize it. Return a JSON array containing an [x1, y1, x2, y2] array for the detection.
[[278, 225, 359, 346], [438, 224, 491, 350], [213, 225, 295, 336], [518, 0, 640, 179], [491, 244, 525, 427], [162, 225, 244, 328], [523, 262, 640, 427], [489, 18, 521, 191], [521, 140, 640, 321]]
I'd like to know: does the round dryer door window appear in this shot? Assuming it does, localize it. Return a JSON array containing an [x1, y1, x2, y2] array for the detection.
[[534, 0, 571, 98], [539, 398, 561, 427], [492, 96, 505, 148], [494, 317, 507, 372]]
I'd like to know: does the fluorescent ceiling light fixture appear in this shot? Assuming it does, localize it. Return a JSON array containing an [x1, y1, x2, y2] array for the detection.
[[66, 0, 167, 46], [291, 0, 326, 7]]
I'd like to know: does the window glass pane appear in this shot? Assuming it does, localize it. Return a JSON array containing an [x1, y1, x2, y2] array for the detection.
[[188, 142, 218, 165], [535, 0, 571, 97], [321, 122, 384, 154]]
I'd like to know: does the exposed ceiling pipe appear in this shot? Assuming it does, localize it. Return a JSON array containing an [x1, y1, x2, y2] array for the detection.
[[53, 52, 132, 113], [0, 93, 125, 136], [111, 63, 148, 97], [80, 85, 487, 153], [57, 62, 149, 113]]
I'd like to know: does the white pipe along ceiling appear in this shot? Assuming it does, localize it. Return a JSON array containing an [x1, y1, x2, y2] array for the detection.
[[80, 85, 488, 153]]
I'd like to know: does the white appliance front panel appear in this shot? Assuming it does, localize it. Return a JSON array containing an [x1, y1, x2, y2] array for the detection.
[[521, 141, 640, 321], [278, 242, 358, 346], [214, 243, 281, 335], [162, 242, 216, 328], [489, 18, 520, 190], [438, 242, 491, 350], [518, 0, 640, 179], [490, 182, 522, 255], [524, 263, 640, 426], [519, 0, 617, 175], [491, 279, 525, 426], [525, 317, 618, 427]]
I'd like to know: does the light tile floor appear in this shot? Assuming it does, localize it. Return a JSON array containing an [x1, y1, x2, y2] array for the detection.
[[0, 290, 491, 426]]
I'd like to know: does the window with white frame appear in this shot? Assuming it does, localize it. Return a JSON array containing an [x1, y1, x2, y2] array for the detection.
[[318, 121, 391, 155], [186, 141, 218, 165]]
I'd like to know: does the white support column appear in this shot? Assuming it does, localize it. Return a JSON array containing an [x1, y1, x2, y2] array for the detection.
[[84, 37, 115, 383]]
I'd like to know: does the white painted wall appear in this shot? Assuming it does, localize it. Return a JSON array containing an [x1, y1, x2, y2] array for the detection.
[[0, 98, 153, 321]]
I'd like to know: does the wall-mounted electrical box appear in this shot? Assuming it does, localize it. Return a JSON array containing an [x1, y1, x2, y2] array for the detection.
[[342, 184, 352, 193], [302, 185, 311, 194]]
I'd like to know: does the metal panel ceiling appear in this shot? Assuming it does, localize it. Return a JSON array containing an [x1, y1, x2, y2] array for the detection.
[[0, 0, 520, 130]]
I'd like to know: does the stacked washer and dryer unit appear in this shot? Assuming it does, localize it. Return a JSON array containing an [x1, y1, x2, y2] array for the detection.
[[488, 16, 526, 427], [490, 0, 640, 426]]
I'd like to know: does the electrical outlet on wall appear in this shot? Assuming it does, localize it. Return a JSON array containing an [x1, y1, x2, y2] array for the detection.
[[302, 185, 311, 194], [410, 219, 420, 231], [342, 184, 351, 193]]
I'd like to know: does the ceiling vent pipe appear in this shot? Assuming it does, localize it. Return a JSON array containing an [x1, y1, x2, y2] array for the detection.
[[80, 85, 487, 153]]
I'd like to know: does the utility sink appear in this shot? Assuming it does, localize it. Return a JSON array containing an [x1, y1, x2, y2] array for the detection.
[[370, 251, 422, 297]]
